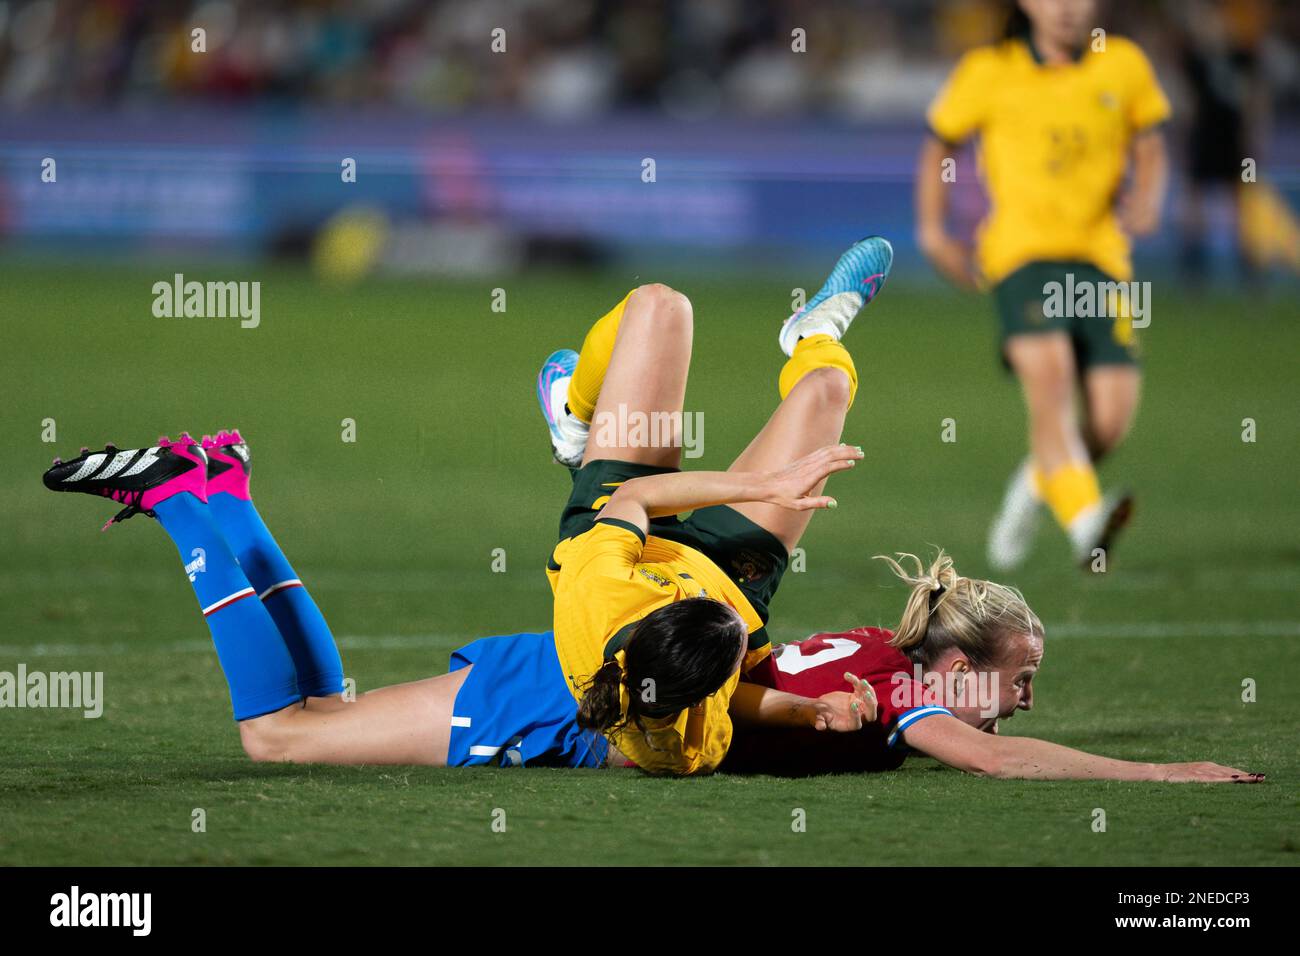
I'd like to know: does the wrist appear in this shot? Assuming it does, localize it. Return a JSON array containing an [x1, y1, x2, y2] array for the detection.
[[808, 699, 832, 729], [751, 472, 780, 503]]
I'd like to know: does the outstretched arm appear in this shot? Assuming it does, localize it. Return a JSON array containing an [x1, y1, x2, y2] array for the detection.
[[902, 714, 1262, 783], [598, 443, 862, 536], [730, 675, 877, 733]]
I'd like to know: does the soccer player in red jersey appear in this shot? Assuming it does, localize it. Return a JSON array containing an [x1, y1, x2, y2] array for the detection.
[[722, 552, 1262, 784]]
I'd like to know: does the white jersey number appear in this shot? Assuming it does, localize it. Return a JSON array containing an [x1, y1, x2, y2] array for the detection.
[[772, 637, 862, 676]]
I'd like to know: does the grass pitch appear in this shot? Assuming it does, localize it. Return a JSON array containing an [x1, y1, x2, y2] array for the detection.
[[1, 262, 1296, 866]]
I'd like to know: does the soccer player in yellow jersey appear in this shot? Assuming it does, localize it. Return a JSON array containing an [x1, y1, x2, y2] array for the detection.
[[535, 238, 894, 774], [916, 0, 1171, 569]]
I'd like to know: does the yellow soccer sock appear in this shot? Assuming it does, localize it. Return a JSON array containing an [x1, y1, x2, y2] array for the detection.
[[778, 334, 858, 409], [566, 290, 635, 425], [1041, 460, 1102, 530]]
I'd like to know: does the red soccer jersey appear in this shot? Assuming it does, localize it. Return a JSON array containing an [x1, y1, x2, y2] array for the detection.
[[721, 627, 952, 776]]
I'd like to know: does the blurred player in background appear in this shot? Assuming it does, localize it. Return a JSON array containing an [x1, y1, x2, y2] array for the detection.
[[1177, 0, 1265, 282], [915, 0, 1170, 569], [1175, 0, 1300, 282]]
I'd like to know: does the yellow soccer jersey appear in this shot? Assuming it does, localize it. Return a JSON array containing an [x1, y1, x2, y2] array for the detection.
[[547, 518, 768, 775], [927, 36, 1171, 284]]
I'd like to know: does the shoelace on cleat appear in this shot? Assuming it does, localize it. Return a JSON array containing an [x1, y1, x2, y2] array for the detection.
[[98, 487, 151, 529]]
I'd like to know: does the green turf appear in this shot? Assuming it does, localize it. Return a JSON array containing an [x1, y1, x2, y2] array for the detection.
[[1, 262, 1296, 866]]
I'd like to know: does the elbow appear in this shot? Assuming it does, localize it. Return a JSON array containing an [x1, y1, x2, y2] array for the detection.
[[964, 744, 1008, 779], [971, 756, 1006, 779], [924, 746, 1006, 778], [603, 483, 643, 513]]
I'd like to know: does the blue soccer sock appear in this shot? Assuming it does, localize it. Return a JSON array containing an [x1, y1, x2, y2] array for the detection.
[[206, 492, 345, 698], [152, 493, 302, 720]]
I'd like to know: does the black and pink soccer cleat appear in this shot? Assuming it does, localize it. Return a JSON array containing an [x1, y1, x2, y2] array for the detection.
[[43, 433, 209, 529], [202, 429, 252, 500]]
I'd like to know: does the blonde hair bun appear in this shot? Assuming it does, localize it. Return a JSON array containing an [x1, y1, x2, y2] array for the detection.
[[873, 550, 1042, 666]]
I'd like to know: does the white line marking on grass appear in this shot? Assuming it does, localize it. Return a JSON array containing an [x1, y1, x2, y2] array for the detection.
[[8, 566, 1299, 595], [0, 568, 548, 594]]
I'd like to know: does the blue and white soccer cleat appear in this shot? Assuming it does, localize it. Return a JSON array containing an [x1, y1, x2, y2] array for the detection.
[[987, 459, 1044, 571], [779, 236, 894, 357], [536, 348, 588, 468]]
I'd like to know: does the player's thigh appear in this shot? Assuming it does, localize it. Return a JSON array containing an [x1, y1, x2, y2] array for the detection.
[[1004, 332, 1077, 414], [727, 366, 851, 474], [241, 668, 470, 766], [585, 283, 693, 469], [1082, 364, 1141, 455]]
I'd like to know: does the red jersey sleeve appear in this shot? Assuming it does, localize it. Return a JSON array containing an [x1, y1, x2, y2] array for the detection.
[[721, 628, 952, 776]]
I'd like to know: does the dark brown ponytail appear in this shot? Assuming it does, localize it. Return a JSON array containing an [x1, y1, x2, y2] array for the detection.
[[576, 659, 625, 732], [575, 597, 747, 735]]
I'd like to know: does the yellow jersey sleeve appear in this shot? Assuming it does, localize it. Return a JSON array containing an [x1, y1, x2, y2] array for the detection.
[[927, 48, 994, 144], [557, 517, 644, 584], [549, 519, 649, 688], [1119, 40, 1171, 132]]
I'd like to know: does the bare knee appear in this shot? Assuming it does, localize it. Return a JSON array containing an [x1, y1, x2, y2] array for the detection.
[[627, 283, 693, 336], [1085, 413, 1132, 459], [798, 365, 852, 410], [239, 713, 292, 763], [630, 281, 690, 311]]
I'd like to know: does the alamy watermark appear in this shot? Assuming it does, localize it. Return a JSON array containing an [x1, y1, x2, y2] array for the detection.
[[152, 273, 260, 328], [891, 664, 999, 718], [1, 664, 103, 718], [1042, 273, 1151, 328], [49, 886, 150, 935], [592, 402, 704, 459]]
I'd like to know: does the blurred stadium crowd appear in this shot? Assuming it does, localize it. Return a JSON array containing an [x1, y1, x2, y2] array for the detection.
[[0, 0, 1295, 124], [0, 0, 1296, 279]]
